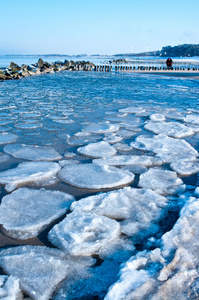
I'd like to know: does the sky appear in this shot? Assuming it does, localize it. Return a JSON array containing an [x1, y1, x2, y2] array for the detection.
[[0, 0, 199, 55]]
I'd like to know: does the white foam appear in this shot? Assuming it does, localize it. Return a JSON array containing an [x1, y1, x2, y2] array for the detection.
[[93, 155, 162, 167], [139, 168, 186, 195], [48, 211, 121, 256], [77, 141, 117, 158], [0, 133, 18, 145], [0, 275, 23, 300], [0, 245, 94, 300], [0, 188, 75, 239], [58, 163, 134, 190], [4, 144, 62, 161], [0, 161, 61, 192], [144, 121, 195, 138]]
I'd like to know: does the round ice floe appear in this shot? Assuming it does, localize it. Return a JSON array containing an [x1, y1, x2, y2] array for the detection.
[[0, 133, 18, 145], [0, 275, 23, 300], [170, 160, 199, 176], [48, 211, 121, 256], [131, 134, 198, 163], [4, 144, 62, 161], [93, 155, 162, 167], [0, 161, 61, 192], [113, 143, 133, 151], [71, 187, 169, 239], [183, 114, 199, 124], [0, 188, 75, 239], [15, 123, 42, 129], [77, 141, 116, 159], [58, 163, 134, 190], [119, 107, 145, 114], [138, 168, 186, 195], [82, 123, 119, 134], [150, 114, 166, 121], [103, 134, 123, 144], [144, 121, 194, 138], [0, 246, 94, 300], [115, 130, 137, 138]]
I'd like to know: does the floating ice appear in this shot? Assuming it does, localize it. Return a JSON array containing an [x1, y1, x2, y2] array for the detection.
[[170, 160, 199, 176], [0, 188, 75, 239], [0, 152, 10, 163], [58, 163, 134, 189], [103, 134, 123, 144], [93, 155, 162, 167], [105, 197, 199, 300], [0, 246, 95, 300], [48, 211, 121, 256], [0, 275, 23, 300], [0, 133, 18, 145], [144, 121, 195, 138], [0, 161, 61, 192], [115, 130, 137, 138], [138, 168, 186, 195], [15, 123, 42, 129], [131, 134, 198, 163], [71, 187, 169, 239], [77, 141, 116, 158], [122, 164, 148, 174], [4, 144, 62, 161], [82, 123, 119, 134], [184, 114, 199, 124], [150, 113, 166, 121], [119, 107, 145, 114]]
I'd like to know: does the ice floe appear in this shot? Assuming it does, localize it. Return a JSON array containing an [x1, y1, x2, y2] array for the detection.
[[0, 133, 18, 145], [4, 144, 62, 161], [138, 168, 186, 195], [119, 107, 146, 114], [112, 143, 133, 151], [184, 114, 199, 124], [77, 141, 117, 158], [131, 134, 198, 163], [150, 114, 166, 121], [0, 152, 10, 163], [82, 123, 119, 134], [105, 196, 199, 300], [0, 246, 95, 300], [58, 163, 134, 189], [48, 211, 121, 256], [0, 275, 23, 300], [170, 160, 199, 176], [144, 121, 195, 138], [71, 187, 169, 239], [93, 155, 162, 167], [0, 188, 75, 239], [0, 161, 61, 192]]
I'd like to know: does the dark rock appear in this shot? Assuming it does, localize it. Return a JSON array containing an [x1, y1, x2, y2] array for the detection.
[[38, 58, 44, 69]]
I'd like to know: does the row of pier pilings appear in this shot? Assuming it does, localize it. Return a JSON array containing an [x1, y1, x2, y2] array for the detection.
[[81, 65, 199, 72]]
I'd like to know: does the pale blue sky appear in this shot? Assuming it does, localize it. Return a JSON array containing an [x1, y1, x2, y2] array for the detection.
[[0, 0, 198, 55]]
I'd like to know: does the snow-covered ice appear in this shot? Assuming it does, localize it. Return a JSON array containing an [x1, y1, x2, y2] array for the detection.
[[170, 160, 199, 176], [0, 161, 61, 192], [93, 155, 162, 167], [48, 211, 121, 256], [82, 123, 119, 134], [138, 168, 186, 195], [4, 144, 62, 161], [150, 114, 166, 122], [77, 141, 117, 158], [0, 188, 75, 239], [0, 275, 23, 300], [144, 121, 195, 138], [105, 196, 199, 300], [0, 246, 95, 300], [58, 163, 134, 189], [131, 134, 198, 163], [71, 187, 169, 239]]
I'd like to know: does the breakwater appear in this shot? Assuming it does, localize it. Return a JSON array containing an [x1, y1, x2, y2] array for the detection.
[[1, 58, 199, 80]]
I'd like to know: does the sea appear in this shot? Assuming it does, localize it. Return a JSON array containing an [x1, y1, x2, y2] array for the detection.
[[0, 55, 199, 299]]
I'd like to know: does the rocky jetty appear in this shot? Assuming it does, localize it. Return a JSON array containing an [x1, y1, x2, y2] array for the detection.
[[0, 58, 96, 81]]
